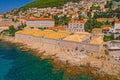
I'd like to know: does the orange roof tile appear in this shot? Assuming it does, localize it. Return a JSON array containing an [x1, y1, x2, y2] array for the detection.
[[0, 24, 10, 27], [69, 19, 86, 23], [27, 17, 54, 21], [93, 28, 102, 31], [115, 21, 120, 24], [103, 27, 110, 31], [71, 12, 77, 15]]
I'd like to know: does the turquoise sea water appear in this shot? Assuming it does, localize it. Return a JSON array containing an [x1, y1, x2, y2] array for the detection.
[[0, 42, 97, 80]]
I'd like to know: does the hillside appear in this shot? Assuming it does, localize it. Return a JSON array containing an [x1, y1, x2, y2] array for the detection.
[[21, 0, 81, 9]]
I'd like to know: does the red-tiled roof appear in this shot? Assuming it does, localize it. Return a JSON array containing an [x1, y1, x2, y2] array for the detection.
[[27, 17, 54, 21], [103, 27, 110, 31], [0, 24, 10, 27], [93, 28, 102, 31], [69, 19, 86, 23], [71, 12, 77, 15], [115, 21, 120, 24]]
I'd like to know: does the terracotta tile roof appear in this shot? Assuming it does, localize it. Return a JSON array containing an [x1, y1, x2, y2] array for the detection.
[[115, 21, 120, 24], [93, 28, 102, 31], [27, 17, 54, 21], [69, 19, 86, 23], [102, 27, 110, 31], [0, 24, 10, 27], [71, 12, 77, 15]]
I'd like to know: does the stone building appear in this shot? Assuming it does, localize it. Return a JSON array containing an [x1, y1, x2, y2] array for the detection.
[[92, 28, 103, 38], [108, 40, 120, 51], [112, 21, 120, 38], [68, 19, 86, 33], [0, 19, 13, 32], [93, 0, 107, 9], [0, 24, 9, 32], [0, 14, 3, 21], [91, 28, 103, 45], [114, 21, 120, 33], [18, 17, 26, 24], [107, 40, 120, 61], [26, 17, 55, 28], [96, 18, 119, 22]]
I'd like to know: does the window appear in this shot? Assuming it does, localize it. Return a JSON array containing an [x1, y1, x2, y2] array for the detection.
[[75, 47, 78, 51], [67, 49, 69, 52]]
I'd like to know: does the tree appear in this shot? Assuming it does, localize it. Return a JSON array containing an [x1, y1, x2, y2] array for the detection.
[[84, 20, 92, 32], [90, 5, 100, 10], [116, 36, 120, 40], [18, 24, 26, 30], [85, 18, 102, 32], [105, 1, 112, 9], [8, 25, 17, 36], [54, 15, 71, 26], [20, 0, 81, 10], [103, 34, 114, 42]]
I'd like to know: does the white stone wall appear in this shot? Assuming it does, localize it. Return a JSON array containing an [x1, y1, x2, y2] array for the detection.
[[59, 40, 101, 53], [26, 20, 55, 28], [114, 23, 120, 33]]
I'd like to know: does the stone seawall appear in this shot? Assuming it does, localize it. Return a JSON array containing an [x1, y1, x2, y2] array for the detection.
[[15, 33, 102, 54]]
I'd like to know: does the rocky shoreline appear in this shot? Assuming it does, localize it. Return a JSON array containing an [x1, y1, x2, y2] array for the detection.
[[0, 35, 120, 80]]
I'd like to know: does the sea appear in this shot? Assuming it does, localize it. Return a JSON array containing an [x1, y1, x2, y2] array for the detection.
[[0, 41, 98, 80]]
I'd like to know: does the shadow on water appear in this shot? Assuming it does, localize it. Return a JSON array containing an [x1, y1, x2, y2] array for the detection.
[[0, 42, 97, 80]]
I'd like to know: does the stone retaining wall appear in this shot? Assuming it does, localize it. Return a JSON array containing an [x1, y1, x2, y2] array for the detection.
[[15, 33, 102, 54]]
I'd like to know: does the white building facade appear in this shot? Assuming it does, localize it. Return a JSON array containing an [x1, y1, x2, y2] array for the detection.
[[114, 21, 120, 33], [26, 17, 55, 28], [68, 20, 86, 32]]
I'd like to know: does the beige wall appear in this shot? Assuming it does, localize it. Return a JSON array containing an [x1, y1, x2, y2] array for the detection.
[[15, 33, 102, 54], [26, 20, 55, 28]]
